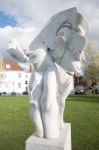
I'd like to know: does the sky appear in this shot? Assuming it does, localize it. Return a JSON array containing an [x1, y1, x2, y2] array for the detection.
[[0, 11, 17, 27], [0, 0, 99, 61]]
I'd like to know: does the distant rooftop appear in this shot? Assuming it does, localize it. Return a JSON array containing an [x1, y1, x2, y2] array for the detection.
[[0, 61, 24, 71]]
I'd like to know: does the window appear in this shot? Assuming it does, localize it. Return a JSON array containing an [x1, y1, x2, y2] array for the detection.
[[0, 63, 5, 70], [4, 74, 7, 78], [0, 73, 5, 78], [6, 64, 11, 69], [5, 83, 8, 88], [26, 87, 28, 92], [18, 83, 21, 88], [25, 81, 28, 84], [18, 73, 21, 78]]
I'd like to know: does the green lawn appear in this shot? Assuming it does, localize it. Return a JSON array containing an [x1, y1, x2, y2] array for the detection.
[[0, 95, 99, 150]]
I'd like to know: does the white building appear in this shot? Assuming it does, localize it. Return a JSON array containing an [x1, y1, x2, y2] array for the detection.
[[0, 61, 31, 95]]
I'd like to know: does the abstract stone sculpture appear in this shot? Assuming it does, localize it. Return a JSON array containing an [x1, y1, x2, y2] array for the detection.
[[27, 7, 89, 139], [8, 7, 89, 139]]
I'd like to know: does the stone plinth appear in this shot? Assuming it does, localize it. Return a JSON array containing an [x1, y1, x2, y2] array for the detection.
[[26, 123, 72, 150]]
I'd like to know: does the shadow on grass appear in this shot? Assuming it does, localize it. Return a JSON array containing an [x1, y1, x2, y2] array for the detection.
[[67, 95, 99, 103]]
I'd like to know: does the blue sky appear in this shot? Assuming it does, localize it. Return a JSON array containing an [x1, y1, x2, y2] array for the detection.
[[0, 11, 17, 27]]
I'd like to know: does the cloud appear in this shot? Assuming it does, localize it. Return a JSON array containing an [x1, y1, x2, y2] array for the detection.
[[0, 26, 39, 50], [0, 0, 99, 48]]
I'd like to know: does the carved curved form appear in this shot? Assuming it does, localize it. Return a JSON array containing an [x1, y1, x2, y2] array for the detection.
[[29, 7, 89, 75], [28, 8, 89, 139], [7, 39, 27, 62], [29, 7, 88, 50], [28, 7, 89, 139]]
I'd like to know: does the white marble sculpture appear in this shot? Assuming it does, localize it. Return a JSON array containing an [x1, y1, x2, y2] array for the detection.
[[7, 7, 89, 139], [27, 7, 89, 139]]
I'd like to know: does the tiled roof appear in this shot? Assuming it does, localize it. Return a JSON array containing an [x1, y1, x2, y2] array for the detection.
[[0, 61, 24, 71]]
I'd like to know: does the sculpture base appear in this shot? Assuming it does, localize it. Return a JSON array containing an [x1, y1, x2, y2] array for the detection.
[[25, 123, 72, 150]]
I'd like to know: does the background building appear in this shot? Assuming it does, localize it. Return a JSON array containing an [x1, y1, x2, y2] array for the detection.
[[0, 61, 31, 95]]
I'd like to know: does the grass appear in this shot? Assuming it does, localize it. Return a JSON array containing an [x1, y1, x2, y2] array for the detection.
[[64, 95, 99, 150], [0, 95, 99, 150], [0, 96, 33, 150]]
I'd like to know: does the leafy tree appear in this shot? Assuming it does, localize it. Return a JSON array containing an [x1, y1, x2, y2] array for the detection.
[[84, 42, 99, 84]]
